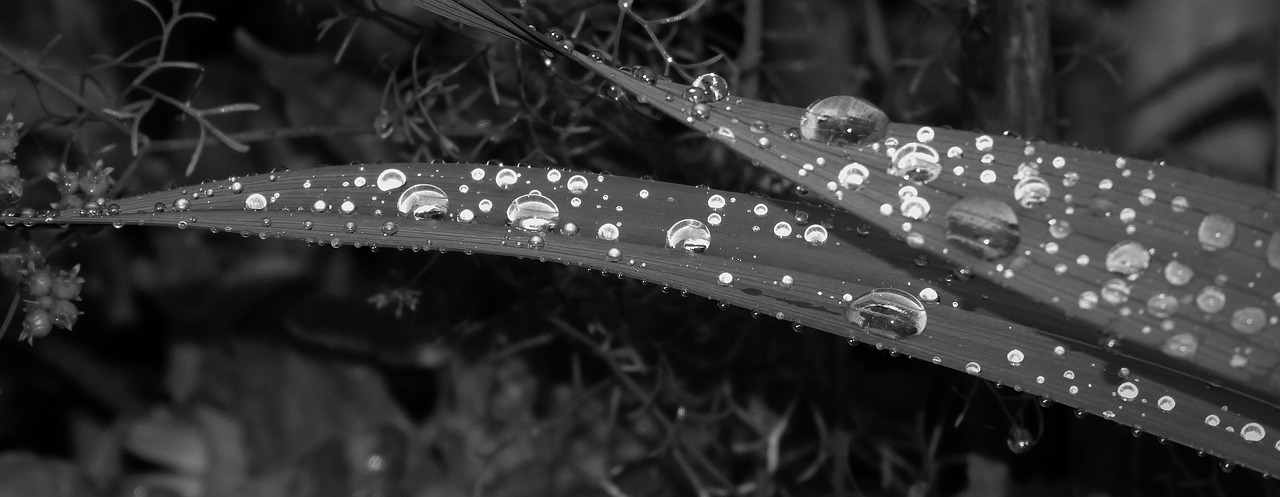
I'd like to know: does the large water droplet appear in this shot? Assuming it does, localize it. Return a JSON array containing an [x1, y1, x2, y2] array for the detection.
[[245, 193, 268, 211], [397, 184, 449, 219], [1197, 214, 1236, 251], [944, 197, 1020, 261], [377, 168, 406, 191], [666, 219, 711, 253], [799, 95, 889, 146], [1007, 427, 1035, 454], [1104, 241, 1150, 278], [889, 143, 941, 183], [844, 288, 927, 340], [691, 73, 730, 102], [507, 193, 560, 231], [1014, 176, 1051, 208]]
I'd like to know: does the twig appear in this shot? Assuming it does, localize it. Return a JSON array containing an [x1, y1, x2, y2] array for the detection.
[[0, 43, 135, 138], [144, 123, 376, 152]]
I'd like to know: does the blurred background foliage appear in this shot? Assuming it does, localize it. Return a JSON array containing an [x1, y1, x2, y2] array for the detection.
[[0, 0, 1276, 495]]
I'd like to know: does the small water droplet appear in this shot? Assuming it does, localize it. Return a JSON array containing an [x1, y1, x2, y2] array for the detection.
[[1197, 214, 1237, 251], [1116, 382, 1139, 400], [1157, 396, 1176, 411], [889, 143, 942, 183], [1014, 176, 1051, 208], [965, 362, 982, 375], [1105, 241, 1150, 278], [173, 198, 191, 212], [606, 247, 622, 261], [1007, 349, 1025, 365], [945, 197, 1020, 261], [1195, 286, 1226, 313], [975, 135, 994, 151], [528, 235, 545, 249], [377, 168, 406, 191], [1164, 260, 1193, 285], [507, 193, 560, 231], [666, 219, 711, 253], [1171, 196, 1189, 213], [844, 288, 927, 340], [1147, 293, 1178, 318], [1101, 279, 1130, 305], [398, 184, 449, 219], [753, 203, 768, 216], [380, 221, 398, 236], [837, 163, 870, 190], [1161, 332, 1198, 358], [799, 95, 889, 146], [900, 197, 931, 220], [772, 221, 793, 238], [717, 272, 734, 286]]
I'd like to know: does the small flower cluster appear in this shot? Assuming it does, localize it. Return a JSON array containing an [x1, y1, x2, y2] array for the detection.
[[18, 261, 84, 342], [0, 114, 22, 205], [48, 160, 115, 213]]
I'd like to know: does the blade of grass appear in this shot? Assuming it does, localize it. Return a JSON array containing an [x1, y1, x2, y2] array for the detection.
[[21, 162, 1280, 474]]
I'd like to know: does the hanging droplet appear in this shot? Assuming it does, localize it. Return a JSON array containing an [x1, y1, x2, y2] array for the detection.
[[1007, 427, 1035, 454], [377, 168, 406, 191], [1013, 176, 1051, 208], [1197, 214, 1237, 251], [944, 197, 1020, 261], [691, 73, 730, 102], [397, 184, 449, 219], [837, 163, 870, 190], [1104, 241, 1150, 278], [666, 219, 711, 253], [844, 288, 927, 340], [506, 193, 560, 231], [799, 95, 889, 146]]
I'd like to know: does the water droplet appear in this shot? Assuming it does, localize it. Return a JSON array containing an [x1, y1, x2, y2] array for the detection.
[[1195, 286, 1226, 313], [799, 95, 889, 146], [377, 168, 406, 191], [560, 222, 579, 236], [1105, 241, 1150, 278], [507, 193, 560, 231], [494, 168, 519, 189], [837, 163, 870, 190], [230, 182, 243, 194], [597, 223, 620, 241], [398, 184, 449, 219], [795, 225, 827, 246], [773, 221, 793, 238], [944, 197, 1020, 261], [344, 221, 357, 233], [1007, 427, 1034, 454], [666, 219, 711, 253], [717, 272, 734, 286], [566, 174, 589, 195], [1007, 349, 1025, 365], [528, 235, 545, 249], [1161, 332, 1198, 358], [1241, 423, 1266, 442], [173, 198, 190, 212], [707, 194, 726, 210], [340, 200, 357, 214], [1116, 382, 1139, 400], [470, 168, 485, 181], [1231, 307, 1266, 334], [691, 73, 730, 102], [1197, 214, 1237, 251], [1147, 293, 1178, 318], [900, 197, 931, 220], [1101, 279, 1130, 305], [1079, 291, 1099, 309], [606, 247, 622, 261], [916, 127, 935, 143], [245, 193, 268, 211], [1164, 260, 1193, 285], [975, 135, 994, 152], [1171, 196, 1189, 213], [889, 143, 942, 183], [1013, 176, 1051, 208], [965, 362, 982, 375], [844, 288, 927, 340], [380, 221, 398, 236], [753, 203, 768, 216], [1156, 396, 1176, 411]]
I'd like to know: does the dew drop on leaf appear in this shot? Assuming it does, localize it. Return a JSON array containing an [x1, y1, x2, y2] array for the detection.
[[837, 163, 870, 190], [1165, 260, 1193, 285], [889, 143, 941, 183], [507, 193, 560, 231], [803, 224, 828, 245], [245, 193, 268, 211], [717, 272, 734, 286], [773, 221, 792, 238], [173, 198, 190, 212], [691, 73, 730, 102], [944, 197, 1020, 261], [844, 288, 927, 340], [1231, 307, 1266, 334], [1100, 279, 1130, 305], [799, 95, 889, 146], [666, 219, 711, 253], [965, 362, 982, 375], [707, 194, 726, 210], [397, 184, 449, 219], [1147, 293, 1178, 318], [900, 197, 931, 220], [597, 223, 620, 241], [1104, 241, 1150, 278], [495, 168, 519, 189], [1013, 176, 1051, 208], [566, 175, 589, 195], [1195, 286, 1226, 313], [1161, 332, 1197, 358], [377, 168, 406, 191], [1197, 214, 1237, 251], [380, 221, 397, 236]]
